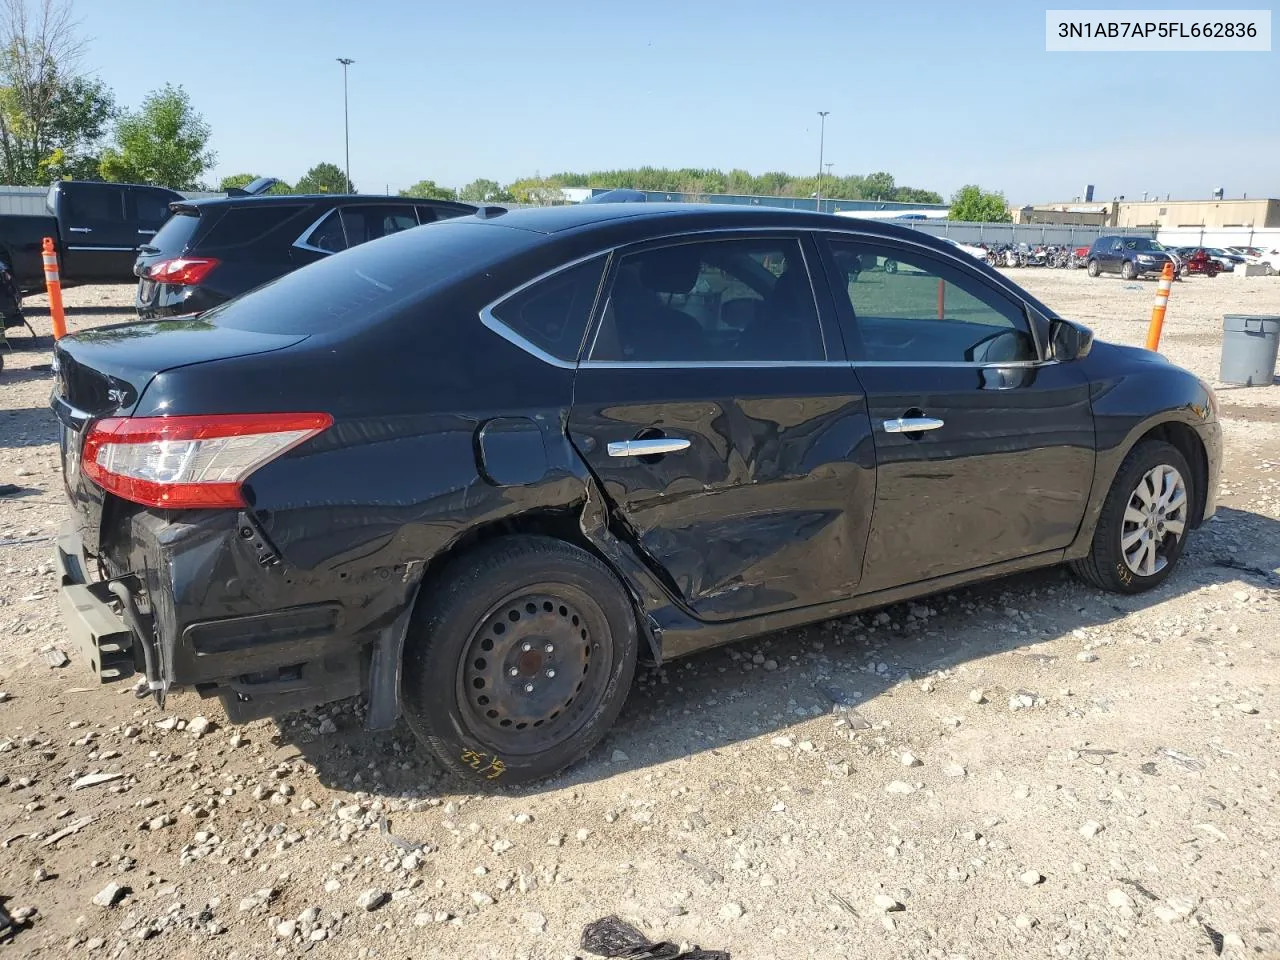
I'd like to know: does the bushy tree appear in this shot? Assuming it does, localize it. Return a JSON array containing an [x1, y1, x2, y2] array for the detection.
[[294, 162, 350, 194], [217, 172, 292, 194], [99, 83, 213, 188], [400, 179, 456, 200], [0, 0, 116, 183], [459, 177, 503, 202], [947, 184, 1012, 222]]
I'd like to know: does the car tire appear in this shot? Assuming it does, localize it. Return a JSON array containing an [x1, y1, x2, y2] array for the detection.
[[1120, 260, 1136, 280], [1086, 259, 1100, 277], [1178, 264, 1189, 278], [883, 259, 898, 274], [402, 535, 639, 786], [1070, 439, 1194, 595]]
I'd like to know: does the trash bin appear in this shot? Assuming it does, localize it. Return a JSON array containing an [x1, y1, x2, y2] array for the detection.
[[1219, 315, 1280, 386]]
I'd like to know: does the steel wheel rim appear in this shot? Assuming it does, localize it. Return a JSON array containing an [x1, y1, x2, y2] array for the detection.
[[1121, 463, 1187, 577], [456, 584, 613, 757]]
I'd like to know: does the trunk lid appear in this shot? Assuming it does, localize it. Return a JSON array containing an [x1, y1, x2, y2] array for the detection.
[[52, 319, 309, 554]]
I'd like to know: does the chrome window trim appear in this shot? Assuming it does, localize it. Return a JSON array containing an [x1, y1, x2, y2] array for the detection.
[[478, 250, 613, 370], [292, 208, 344, 256], [475, 222, 1057, 371], [66, 245, 136, 252]]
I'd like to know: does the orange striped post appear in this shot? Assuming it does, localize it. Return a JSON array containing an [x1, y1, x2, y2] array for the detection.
[[42, 237, 67, 340], [1144, 261, 1175, 352]]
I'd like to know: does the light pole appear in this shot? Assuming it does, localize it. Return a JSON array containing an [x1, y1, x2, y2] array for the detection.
[[337, 58, 354, 193], [815, 111, 829, 213]]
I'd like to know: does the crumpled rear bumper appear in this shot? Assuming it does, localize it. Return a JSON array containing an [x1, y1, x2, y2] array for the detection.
[[54, 521, 138, 683]]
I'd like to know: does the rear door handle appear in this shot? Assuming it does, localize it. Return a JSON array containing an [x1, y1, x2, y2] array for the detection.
[[882, 417, 945, 433], [607, 437, 691, 457], [137, 229, 156, 236], [68, 227, 92, 233]]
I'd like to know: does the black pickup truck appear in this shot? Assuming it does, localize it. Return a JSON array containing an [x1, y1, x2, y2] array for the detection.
[[0, 180, 187, 294]]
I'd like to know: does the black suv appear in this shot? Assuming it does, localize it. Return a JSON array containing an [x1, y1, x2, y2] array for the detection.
[[1085, 235, 1174, 279], [134, 193, 475, 318], [54, 205, 1220, 785]]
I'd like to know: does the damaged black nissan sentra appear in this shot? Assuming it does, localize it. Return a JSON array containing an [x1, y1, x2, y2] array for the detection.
[[51, 204, 1220, 784]]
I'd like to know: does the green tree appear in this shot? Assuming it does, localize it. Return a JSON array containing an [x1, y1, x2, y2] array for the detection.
[[217, 172, 292, 194], [99, 83, 213, 188], [947, 184, 1011, 222], [459, 177, 504, 202], [861, 171, 896, 200], [0, 0, 117, 183], [894, 186, 943, 204], [400, 178, 456, 200], [294, 161, 351, 194]]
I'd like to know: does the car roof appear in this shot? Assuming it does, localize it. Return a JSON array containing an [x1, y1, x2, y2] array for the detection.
[[467, 202, 936, 242], [178, 194, 476, 212]]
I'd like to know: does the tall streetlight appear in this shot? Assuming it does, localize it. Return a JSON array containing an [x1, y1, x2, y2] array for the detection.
[[815, 111, 830, 213], [336, 58, 354, 193]]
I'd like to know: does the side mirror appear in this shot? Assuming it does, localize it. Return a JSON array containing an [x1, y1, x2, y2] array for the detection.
[[1049, 318, 1094, 362]]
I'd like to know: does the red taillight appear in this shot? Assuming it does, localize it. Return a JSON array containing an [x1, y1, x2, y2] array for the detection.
[[82, 413, 332, 509], [145, 257, 220, 286]]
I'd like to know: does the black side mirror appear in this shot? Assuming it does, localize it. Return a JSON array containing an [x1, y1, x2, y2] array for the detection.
[[1050, 318, 1094, 361]]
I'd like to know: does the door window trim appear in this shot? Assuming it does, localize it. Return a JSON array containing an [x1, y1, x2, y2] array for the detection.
[[816, 231, 1051, 366], [476, 224, 1057, 370], [582, 231, 838, 368]]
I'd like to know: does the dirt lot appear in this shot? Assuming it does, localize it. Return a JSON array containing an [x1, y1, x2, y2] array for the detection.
[[2, 271, 1278, 960]]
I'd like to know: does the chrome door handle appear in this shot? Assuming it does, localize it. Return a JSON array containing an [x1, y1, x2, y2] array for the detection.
[[68, 227, 92, 233], [607, 437, 691, 458], [137, 229, 156, 235], [882, 417, 945, 433]]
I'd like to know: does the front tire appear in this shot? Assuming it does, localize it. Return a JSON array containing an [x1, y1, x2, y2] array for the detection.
[[1071, 440, 1193, 594], [1121, 260, 1136, 280], [1087, 259, 1100, 277], [402, 536, 638, 786]]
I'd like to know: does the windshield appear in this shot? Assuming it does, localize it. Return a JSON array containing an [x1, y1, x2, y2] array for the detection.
[[1122, 238, 1165, 252]]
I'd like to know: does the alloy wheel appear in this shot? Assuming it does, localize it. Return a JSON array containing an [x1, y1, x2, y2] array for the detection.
[[1120, 463, 1188, 577]]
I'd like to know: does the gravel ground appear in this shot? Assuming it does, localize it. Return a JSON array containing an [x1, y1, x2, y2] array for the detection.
[[1, 273, 1278, 960]]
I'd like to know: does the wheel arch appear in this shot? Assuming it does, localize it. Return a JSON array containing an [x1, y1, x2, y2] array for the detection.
[[363, 497, 665, 733]]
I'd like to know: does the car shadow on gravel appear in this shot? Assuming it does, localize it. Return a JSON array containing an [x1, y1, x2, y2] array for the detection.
[[275, 504, 1280, 799], [0, 406, 58, 449]]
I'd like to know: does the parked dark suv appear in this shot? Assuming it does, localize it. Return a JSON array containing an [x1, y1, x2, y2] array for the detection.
[[134, 193, 476, 318], [54, 205, 1220, 785], [1086, 235, 1174, 279]]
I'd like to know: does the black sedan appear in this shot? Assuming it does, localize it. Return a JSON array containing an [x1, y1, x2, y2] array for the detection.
[[52, 204, 1221, 785]]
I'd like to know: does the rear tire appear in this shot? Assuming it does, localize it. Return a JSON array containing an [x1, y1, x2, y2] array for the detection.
[[402, 536, 638, 786], [1071, 440, 1194, 594], [1087, 259, 1100, 277]]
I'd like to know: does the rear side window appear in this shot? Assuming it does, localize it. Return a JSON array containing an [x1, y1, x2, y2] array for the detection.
[[340, 205, 420, 246], [488, 257, 607, 361], [204, 220, 539, 336], [300, 211, 346, 253], [133, 190, 175, 230], [63, 186, 124, 223], [200, 204, 309, 249], [147, 211, 201, 255]]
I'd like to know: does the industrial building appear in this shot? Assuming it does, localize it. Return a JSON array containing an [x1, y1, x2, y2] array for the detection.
[[1014, 188, 1279, 231]]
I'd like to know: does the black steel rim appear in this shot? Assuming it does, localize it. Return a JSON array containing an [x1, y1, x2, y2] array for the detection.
[[456, 584, 613, 756]]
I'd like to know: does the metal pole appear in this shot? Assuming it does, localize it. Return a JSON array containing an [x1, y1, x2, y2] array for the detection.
[[816, 111, 829, 213], [337, 58, 354, 193]]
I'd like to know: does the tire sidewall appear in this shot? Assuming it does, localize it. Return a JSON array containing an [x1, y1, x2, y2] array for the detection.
[[1095, 441, 1193, 594], [403, 539, 638, 786], [1087, 259, 1100, 277]]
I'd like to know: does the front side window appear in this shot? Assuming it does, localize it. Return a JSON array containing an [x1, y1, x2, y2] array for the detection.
[[590, 237, 823, 363], [826, 239, 1037, 365]]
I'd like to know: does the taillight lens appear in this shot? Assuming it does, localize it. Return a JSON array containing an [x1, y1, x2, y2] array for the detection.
[[145, 257, 220, 286], [82, 413, 332, 509]]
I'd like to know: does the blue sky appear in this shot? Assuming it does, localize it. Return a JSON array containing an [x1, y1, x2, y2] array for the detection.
[[77, 0, 1276, 202]]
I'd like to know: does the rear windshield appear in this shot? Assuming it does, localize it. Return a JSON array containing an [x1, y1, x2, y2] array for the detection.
[[203, 219, 538, 336], [147, 210, 201, 256]]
